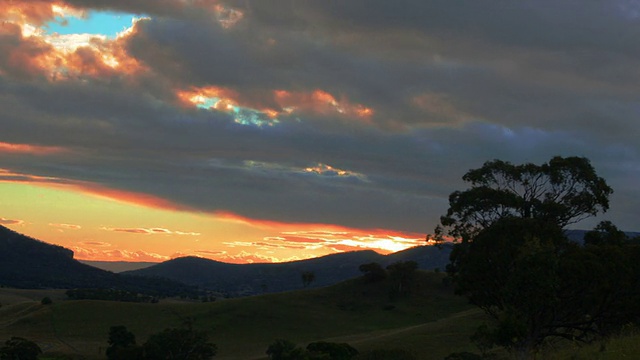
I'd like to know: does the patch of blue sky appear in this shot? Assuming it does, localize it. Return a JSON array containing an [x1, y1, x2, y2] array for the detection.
[[46, 11, 140, 38], [195, 96, 279, 127], [196, 98, 220, 110], [233, 108, 279, 127]]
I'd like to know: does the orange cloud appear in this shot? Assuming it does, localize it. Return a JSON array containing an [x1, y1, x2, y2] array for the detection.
[[71, 246, 170, 262], [176, 86, 374, 125], [0, 142, 68, 155], [0, 217, 24, 226], [215, 211, 426, 254], [274, 89, 375, 121], [49, 223, 82, 230], [1, 2, 147, 81], [214, 250, 306, 264], [102, 227, 200, 236], [1, 1, 60, 26], [176, 86, 240, 109]]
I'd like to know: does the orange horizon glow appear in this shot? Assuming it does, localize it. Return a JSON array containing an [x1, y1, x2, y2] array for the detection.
[[2, 174, 428, 264], [1, 2, 423, 266]]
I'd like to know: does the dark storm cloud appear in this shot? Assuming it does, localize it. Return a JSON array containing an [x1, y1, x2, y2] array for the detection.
[[1, 0, 639, 232]]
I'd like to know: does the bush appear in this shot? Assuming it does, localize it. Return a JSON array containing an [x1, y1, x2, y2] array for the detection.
[[0, 337, 42, 360], [41, 297, 53, 305], [354, 349, 416, 360]]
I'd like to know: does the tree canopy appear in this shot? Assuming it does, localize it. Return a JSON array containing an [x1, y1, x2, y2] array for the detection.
[[437, 156, 640, 359], [438, 156, 612, 242]]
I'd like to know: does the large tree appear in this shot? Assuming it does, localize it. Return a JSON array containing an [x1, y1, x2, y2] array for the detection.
[[143, 320, 217, 360], [438, 156, 612, 243], [437, 156, 640, 359]]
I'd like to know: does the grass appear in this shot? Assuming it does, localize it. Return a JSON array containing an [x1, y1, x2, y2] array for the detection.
[[4, 274, 640, 359], [0, 272, 483, 359], [548, 330, 640, 360]]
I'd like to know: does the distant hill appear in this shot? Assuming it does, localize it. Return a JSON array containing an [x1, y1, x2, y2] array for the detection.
[[0, 225, 196, 296], [565, 229, 640, 244], [79, 260, 158, 273], [123, 245, 453, 296]]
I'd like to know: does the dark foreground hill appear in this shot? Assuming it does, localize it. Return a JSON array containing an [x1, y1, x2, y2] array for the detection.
[[0, 271, 478, 360], [123, 245, 452, 296], [0, 225, 195, 296]]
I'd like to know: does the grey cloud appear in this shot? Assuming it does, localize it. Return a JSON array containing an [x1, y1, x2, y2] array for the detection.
[[1, 0, 639, 233]]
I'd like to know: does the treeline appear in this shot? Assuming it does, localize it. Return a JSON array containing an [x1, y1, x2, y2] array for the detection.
[[66, 288, 160, 303], [106, 323, 416, 360]]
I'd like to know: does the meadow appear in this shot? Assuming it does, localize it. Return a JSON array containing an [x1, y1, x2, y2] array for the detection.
[[1, 272, 480, 359], [2, 272, 638, 360]]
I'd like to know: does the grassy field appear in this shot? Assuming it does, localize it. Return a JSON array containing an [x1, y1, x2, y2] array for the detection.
[[0, 272, 485, 359], [7, 272, 638, 360]]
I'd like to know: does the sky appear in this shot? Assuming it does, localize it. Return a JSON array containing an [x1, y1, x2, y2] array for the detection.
[[1, 1, 639, 264]]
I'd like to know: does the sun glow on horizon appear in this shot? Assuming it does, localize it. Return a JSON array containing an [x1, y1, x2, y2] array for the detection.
[[1, 179, 426, 264]]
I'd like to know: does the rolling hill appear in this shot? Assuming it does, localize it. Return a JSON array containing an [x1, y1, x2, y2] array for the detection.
[[0, 271, 479, 360], [0, 225, 196, 296], [123, 245, 453, 296]]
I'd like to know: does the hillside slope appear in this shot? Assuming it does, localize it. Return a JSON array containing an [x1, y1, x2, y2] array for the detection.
[[0, 225, 195, 296], [124, 245, 452, 296], [0, 271, 476, 360]]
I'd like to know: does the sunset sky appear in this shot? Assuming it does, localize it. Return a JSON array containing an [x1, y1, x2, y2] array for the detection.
[[1, 1, 639, 263]]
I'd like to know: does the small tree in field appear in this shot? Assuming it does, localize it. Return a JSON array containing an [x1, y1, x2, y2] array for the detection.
[[359, 262, 387, 282], [0, 337, 42, 360], [386, 261, 418, 295], [265, 339, 306, 360], [143, 319, 217, 359], [106, 325, 141, 360]]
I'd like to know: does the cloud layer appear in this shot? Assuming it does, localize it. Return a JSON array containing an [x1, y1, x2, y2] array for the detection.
[[1, 0, 639, 238]]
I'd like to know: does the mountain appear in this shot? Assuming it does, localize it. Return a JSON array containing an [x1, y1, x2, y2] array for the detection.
[[0, 225, 196, 296], [123, 245, 453, 296]]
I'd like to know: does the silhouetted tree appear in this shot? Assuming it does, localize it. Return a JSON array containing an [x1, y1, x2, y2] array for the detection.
[[143, 319, 216, 359], [358, 263, 387, 283], [386, 261, 418, 295], [266, 339, 306, 360], [0, 337, 42, 360], [355, 348, 416, 360], [437, 156, 640, 358], [437, 156, 612, 243], [41, 296, 53, 305], [106, 325, 141, 360], [307, 341, 358, 359], [266, 340, 358, 360], [584, 220, 627, 246]]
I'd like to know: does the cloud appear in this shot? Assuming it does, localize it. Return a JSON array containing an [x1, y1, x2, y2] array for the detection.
[[102, 227, 200, 236], [0, 0, 639, 237], [0, 218, 24, 225], [224, 225, 425, 255], [77, 240, 110, 246], [72, 246, 169, 262], [49, 223, 82, 230]]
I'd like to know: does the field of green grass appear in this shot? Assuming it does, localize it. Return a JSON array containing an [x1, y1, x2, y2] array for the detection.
[[11, 272, 640, 360], [1, 272, 484, 359], [4, 273, 637, 360]]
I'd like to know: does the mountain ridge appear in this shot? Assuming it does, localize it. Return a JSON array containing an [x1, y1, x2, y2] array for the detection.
[[0, 225, 196, 296], [123, 245, 452, 297]]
